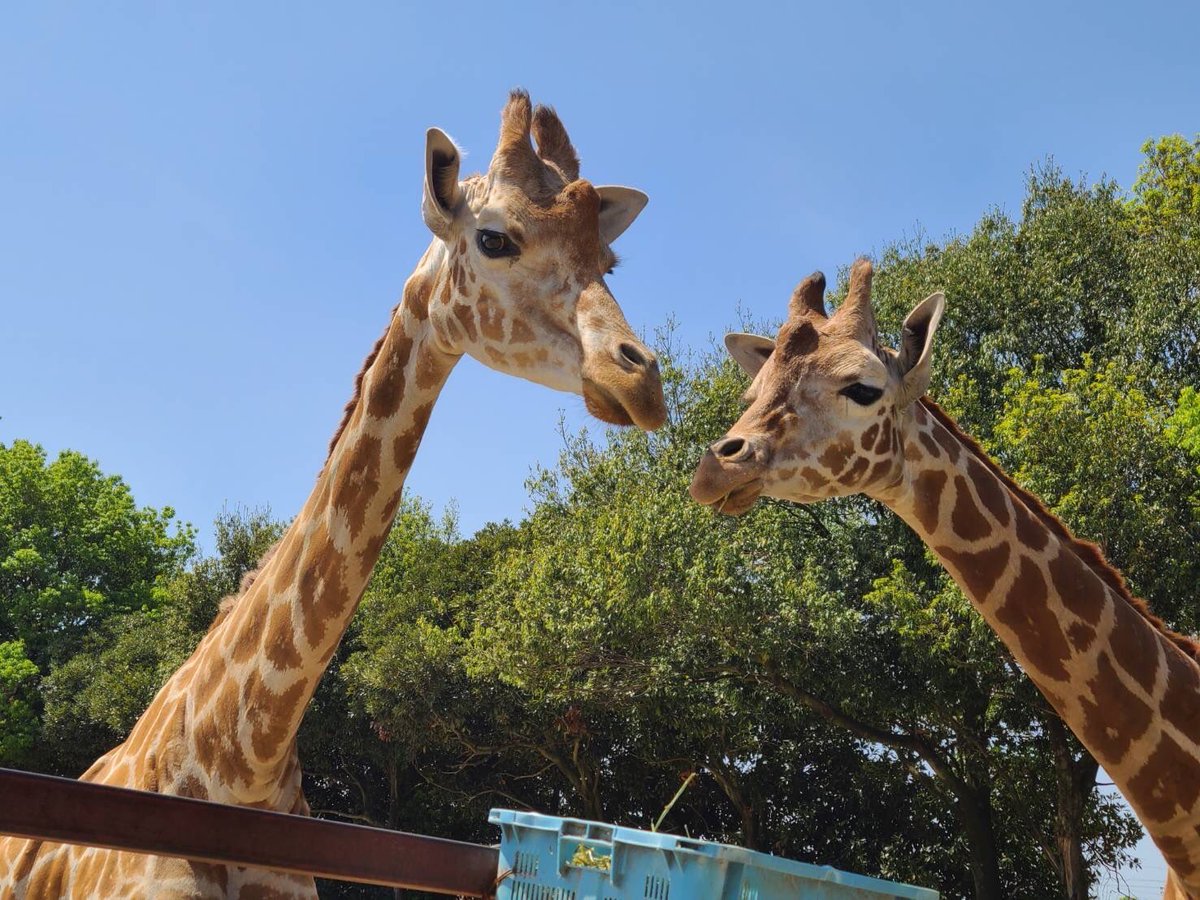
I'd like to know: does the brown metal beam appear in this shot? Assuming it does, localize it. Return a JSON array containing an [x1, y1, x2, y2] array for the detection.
[[0, 768, 498, 896]]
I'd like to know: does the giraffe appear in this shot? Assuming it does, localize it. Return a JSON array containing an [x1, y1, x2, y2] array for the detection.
[[689, 259, 1200, 899], [0, 90, 666, 899]]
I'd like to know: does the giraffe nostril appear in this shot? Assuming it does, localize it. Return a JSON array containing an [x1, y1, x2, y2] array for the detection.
[[618, 342, 648, 369], [714, 437, 749, 460]]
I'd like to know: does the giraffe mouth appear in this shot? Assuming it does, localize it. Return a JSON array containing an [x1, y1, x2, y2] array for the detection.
[[581, 377, 637, 427], [708, 479, 764, 517]]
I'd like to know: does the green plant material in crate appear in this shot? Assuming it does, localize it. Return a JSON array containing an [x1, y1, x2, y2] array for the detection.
[[569, 844, 612, 871]]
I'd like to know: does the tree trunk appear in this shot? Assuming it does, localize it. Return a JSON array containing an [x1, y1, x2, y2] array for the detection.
[[707, 762, 762, 851], [956, 788, 1005, 900], [574, 753, 604, 821], [1048, 716, 1098, 900], [387, 758, 404, 900]]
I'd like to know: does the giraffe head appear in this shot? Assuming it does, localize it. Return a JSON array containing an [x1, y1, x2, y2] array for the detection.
[[690, 259, 945, 513], [419, 90, 666, 430]]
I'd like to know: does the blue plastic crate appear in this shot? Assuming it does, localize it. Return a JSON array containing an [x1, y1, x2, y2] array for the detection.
[[489, 809, 938, 900]]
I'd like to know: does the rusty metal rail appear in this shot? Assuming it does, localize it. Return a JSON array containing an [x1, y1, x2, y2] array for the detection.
[[0, 767, 499, 896]]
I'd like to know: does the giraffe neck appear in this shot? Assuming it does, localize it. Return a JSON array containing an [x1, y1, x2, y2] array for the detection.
[[881, 398, 1200, 894], [181, 242, 459, 804]]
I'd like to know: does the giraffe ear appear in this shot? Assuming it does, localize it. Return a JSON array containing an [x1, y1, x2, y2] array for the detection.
[[423, 128, 462, 238], [896, 292, 945, 404], [596, 186, 648, 244], [724, 333, 775, 378]]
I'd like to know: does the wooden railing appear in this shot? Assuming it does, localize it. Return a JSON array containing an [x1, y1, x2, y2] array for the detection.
[[0, 768, 500, 896]]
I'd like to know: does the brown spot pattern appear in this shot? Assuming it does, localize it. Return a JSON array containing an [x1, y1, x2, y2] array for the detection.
[[330, 435, 382, 542], [249, 677, 308, 761], [178, 774, 209, 800], [1160, 643, 1200, 744], [951, 476, 992, 541], [365, 336, 413, 418], [231, 603, 268, 665], [263, 604, 301, 671], [379, 487, 404, 526], [511, 318, 535, 343], [996, 556, 1071, 681], [414, 342, 447, 391], [903, 434, 923, 461], [838, 457, 870, 485], [453, 303, 477, 342], [298, 535, 349, 650], [918, 431, 942, 459], [931, 421, 961, 463], [912, 469, 947, 533], [192, 690, 254, 789], [25, 855, 67, 897], [1047, 547, 1105, 626], [967, 456, 1010, 526], [404, 274, 430, 322], [866, 458, 893, 485], [393, 400, 435, 472], [357, 530, 389, 581], [861, 423, 879, 450], [818, 440, 853, 476], [1067, 621, 1096, 652], [936, 542, 1011, 602], [1110, 593, 1164, 694], [800, 467, 828, 489], [1127, 732, 1200, 823], [1013, 502, 1049, 551], [1157, 836, 1198, 878], [1079, 652, 1154, 763], [192, 651, 227, 703], [874, 423, 893, 455], [478, 287, 505, 341]]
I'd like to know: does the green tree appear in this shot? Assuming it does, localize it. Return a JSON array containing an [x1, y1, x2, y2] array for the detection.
[[1169, 386, 1200, 461], [0, 440, 195, 672], [0, 639, 40, 765], [1130, 134, 1200, 238]]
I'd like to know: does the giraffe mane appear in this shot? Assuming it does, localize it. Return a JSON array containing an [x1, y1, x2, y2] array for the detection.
[[919, 397, 1200, 663], [326, 306, 399, 459], [205, 541, 281, 633]]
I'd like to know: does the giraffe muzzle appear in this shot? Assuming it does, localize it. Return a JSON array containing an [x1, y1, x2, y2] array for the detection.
[[580, 339, 666, 431], [689, 436, 766, 516]]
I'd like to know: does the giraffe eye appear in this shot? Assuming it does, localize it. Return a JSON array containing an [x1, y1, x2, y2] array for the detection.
[[841, 383, 884, 406], [477, 229, 518, 259]]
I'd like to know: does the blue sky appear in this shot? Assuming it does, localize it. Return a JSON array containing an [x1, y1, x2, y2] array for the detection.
[[2, 3, 1197, 893]]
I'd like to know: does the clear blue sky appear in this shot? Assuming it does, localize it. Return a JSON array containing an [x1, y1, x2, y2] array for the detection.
[[2, 3, 1196, 893]]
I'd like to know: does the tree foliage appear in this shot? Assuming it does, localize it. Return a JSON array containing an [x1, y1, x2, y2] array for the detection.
[[0, 440, 195, 672], [0, 639, 39, 765]]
